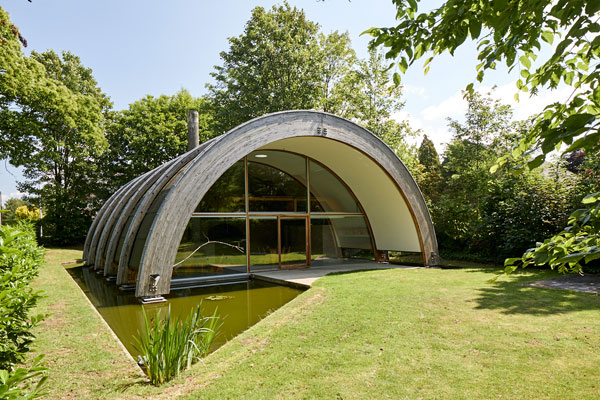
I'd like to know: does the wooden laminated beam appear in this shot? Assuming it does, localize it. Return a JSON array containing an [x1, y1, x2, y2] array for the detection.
[[116, 139, 221, 286]]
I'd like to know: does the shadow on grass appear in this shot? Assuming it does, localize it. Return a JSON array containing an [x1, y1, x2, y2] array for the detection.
[[474, 271, 600, 315]]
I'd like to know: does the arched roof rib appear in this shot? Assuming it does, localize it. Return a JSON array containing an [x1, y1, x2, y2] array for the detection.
[[84, 173, 146, 266], [97, 155, 185, 276], [128, 110, 439, 297], [115, 138, 223, 285]]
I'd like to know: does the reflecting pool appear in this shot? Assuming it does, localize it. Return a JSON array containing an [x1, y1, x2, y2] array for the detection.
[[68, 266, 303, 357]]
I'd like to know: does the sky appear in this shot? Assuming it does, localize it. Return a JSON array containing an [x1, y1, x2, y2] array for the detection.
[[0, 0, 566, 201]]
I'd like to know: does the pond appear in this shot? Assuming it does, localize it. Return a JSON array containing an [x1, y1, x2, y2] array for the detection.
[[67, 266, 304, 357]]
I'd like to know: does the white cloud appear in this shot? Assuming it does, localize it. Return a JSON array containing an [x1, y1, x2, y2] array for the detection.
[[397, 82, 575, 154], [402, 84, 428, 100], [391, 110, 452, 153], [479, 81, 572, 120], [420, 90, 468, 122], [1, 191, 24, 202]]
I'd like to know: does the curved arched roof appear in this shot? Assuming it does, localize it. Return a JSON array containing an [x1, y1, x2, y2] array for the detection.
[[84, 110, 439, 297]]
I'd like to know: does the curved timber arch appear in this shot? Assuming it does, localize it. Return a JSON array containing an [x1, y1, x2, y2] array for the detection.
[[129, 110, 439, 297]]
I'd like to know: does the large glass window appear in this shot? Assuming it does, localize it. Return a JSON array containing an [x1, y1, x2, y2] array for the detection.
[[249, 217, 279, 270], [248, 151, 307, 213], [195, 160, 245, 213], [173, 217, 247, 278], [280, 217, 308, 266], [311, 215, 374, 262], [166, 150, 375, 280]]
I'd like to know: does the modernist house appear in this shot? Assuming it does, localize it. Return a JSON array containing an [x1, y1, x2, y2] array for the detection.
[[83, 110, 439, 299]]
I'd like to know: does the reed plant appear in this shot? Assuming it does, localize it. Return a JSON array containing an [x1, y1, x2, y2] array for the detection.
[[133, 303, 220, 385]]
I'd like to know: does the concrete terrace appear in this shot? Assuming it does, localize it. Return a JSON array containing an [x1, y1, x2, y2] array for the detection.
[[251, 260, 419, 288]]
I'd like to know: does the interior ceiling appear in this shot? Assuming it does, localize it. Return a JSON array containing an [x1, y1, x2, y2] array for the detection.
[[260, 136, 421, 252]]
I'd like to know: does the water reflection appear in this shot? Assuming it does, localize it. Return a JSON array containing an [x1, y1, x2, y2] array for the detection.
[[68, 266, 303, 356]]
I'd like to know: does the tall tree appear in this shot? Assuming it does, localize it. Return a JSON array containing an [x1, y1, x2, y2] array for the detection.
[[99, 90, 213, 197], [437, 92, 513, 251], [207, 2, 325, 133], [342, 49, 404, 133], [0, 198, 27, 225], [367, 0, 600, 273], [0, 49, 110, 245], [316, 31, 357, 115], [417, 135, 442, 203], [434, 92, 569, 261]]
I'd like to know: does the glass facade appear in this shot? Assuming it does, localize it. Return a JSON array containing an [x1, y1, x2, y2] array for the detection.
[[173, 150, 375, 279], [249, 217, 279, 270], [248, 151, 307, 213], [173, 217, 247, 278], [195, 160, 245, 213]]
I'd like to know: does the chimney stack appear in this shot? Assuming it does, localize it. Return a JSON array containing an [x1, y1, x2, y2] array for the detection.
[[186, 110, 199, 151]]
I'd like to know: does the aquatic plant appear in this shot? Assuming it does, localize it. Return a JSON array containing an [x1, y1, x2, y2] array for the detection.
[[133, 303, 220, 385]]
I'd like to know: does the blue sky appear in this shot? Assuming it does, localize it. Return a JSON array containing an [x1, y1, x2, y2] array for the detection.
[[0, 0, 565, 200]]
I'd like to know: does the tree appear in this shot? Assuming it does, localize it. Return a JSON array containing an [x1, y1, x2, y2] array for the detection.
[[0, 48, 110, 245], [341, 49, 404, 133], [367, 0, 600, 273], [436, 92, 513, 253], [0, 198, 26, 225], [207, 3, 418, 170], [417, 135, 442, 204], [207, 2, 325, 133], [336, 49, 419, 169], [316, 31, 357, 115], [99, 90, 213, 197], [434, 92, 569, 261]]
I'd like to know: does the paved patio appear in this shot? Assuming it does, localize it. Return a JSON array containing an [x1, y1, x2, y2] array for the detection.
[[526, 274, 600, 294], [252, 259, 418, 288]]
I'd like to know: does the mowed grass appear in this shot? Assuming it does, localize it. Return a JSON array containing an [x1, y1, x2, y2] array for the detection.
[[32, 249, 599, 399], [28, 249, 145, 400]]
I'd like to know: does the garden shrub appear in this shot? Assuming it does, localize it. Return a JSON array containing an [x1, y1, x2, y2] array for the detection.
[[0, 223, 47, 398]]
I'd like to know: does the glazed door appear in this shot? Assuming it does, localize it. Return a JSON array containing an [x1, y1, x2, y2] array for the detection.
[[279, 216, 309, 268]]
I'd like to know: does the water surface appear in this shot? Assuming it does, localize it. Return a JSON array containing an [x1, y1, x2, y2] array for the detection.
[[68, 266, 303, 357]]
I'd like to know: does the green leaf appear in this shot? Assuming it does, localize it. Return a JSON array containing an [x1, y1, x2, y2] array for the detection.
[[527, 154, 545, 169], [541, 31, 554, 45], [586, 0, 600, 14], [393, 72, 401, 86], [361, 27, 379, 37], [563, 113, 593, 130], [557, 252, 585, 263], [469, 19, 482, 39], [585, 251, 600, 263], [407, 0, 418, 12], [504, 257, 522, 267], [399, 57, 408, 73], [533, 249, 551, 265], [582, 192, 600, 204], [519, 55, 531, 69], [493, 0, 508, 12], [414, 43, 424, 60]]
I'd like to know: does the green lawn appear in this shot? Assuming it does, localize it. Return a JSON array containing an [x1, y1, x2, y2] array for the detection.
[[32, 249, 599, 399]]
